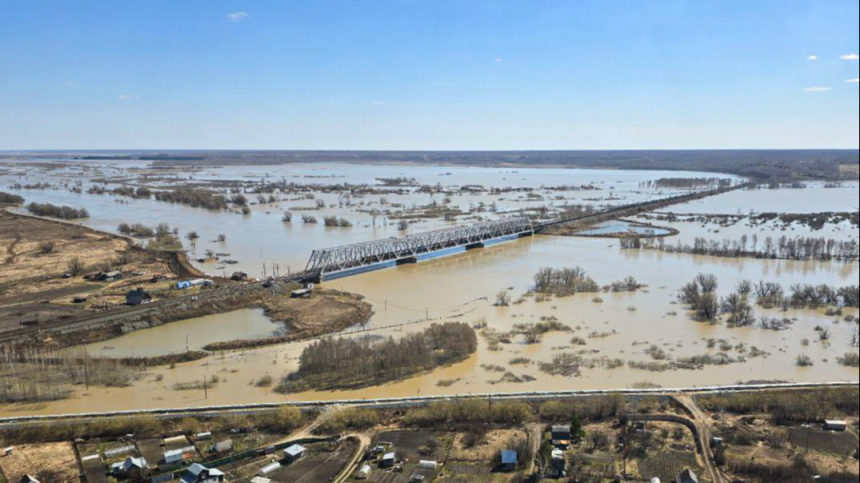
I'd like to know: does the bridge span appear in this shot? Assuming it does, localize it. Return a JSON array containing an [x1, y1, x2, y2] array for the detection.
[[305, 217, 535, 281]]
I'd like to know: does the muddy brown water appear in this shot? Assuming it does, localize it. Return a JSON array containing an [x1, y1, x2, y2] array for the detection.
[[0, 162, 857, 417]]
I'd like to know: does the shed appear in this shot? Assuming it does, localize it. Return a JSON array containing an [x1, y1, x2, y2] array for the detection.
[[381, 452, 397, 468], [551, 449, 566, 476], [291, 288, 313, 299], [101, 271, 122, 282], [258, 462, 281, 476], [824, 420, 848, 432], [196, 432, 213, 441], [356, 465, 372, 480], [500, 450, 518, 471], [164, 446, 196, 464], [20, 477, 41, 483], [3, 447, 12, 457], [678, 469, 700, 483], [113, 457, 149, 478], [284, 444, 306, 462], [409, 475, 425, 483], [126, 288, 152, 306], [213, 439, 234, 454]]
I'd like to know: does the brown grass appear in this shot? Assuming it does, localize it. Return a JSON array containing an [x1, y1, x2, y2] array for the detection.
[[0, 442, 80, 483]]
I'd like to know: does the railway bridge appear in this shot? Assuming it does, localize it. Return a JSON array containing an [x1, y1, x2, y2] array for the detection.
[[305, 217, 535, 281], [300, 184, 748, 282]]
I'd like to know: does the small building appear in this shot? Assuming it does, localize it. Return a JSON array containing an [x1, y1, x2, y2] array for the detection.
[[678, 469, 700, 483], [381, 452, 397, 468], [284, 444, 306, 463], [164, 446, 196, 465], [500, 450, 518, 472], [356, 465, 373, 480], [101, 271, 123, 282], [550, 449, 566, 477], [213, 439, 234, 454], [418, 461, 438, 470], [824, 420, 848, 432], [710, 437, 724, 448], [231, 272, 249, 281], [112, 457, 149, 479], [4, 447, 13, 457], [196, 432, 213, 441], [250, 478, 271, 483], [552, 425, 573, 448], [20, 477, 40, 483], [409, 475, 425, 483], [291, 288, 313, 299], [126, 288, 152, 306], [104, 445, 136, 458], [180, 464, 225, 483], [258, 462, 282, 476], [651, 479, 661, 483]]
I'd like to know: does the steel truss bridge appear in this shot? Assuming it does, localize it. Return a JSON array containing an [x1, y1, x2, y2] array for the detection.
[[305, 217, 534, 280]]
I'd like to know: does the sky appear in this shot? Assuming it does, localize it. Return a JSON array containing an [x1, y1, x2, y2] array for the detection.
[[0, 0, 858, 151]]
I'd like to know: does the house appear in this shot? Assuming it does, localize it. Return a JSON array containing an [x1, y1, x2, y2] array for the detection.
[[356, 465, 373, 480], [550, 449, 566, 477], [381, 452, 397, 468], [126, 288, 152, 306], [678, 469, 700, 483], [180, 464, 226, 483], [824, 420, 848, 432], [231, 272, 249, 281], [20, 477, 40, 483], [213, 439, 234, 454], [551, 426, 573, 448], [112, 457, 149, 479], [284, 444, 306, 463], [500, 450, 518, 472]]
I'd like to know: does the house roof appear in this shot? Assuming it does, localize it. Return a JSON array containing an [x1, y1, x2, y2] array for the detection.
[[552, 426, 572, 434], [679, 469, 699, 483], [124, 457, 148, 470], [383, 452, 396, 460], [501, 450, 518, 465], [285, 444, 306, 456]]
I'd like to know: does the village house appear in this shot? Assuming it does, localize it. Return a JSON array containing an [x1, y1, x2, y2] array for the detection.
[[112, 456, 149, 480], [180, 464, 225, 483], [551, 425, 573, 448], [126, 288, 152, 306]]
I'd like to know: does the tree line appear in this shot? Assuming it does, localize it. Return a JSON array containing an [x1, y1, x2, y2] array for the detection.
[[280, 323, 478, 392], [623, 234, 859, 263], [26, 202, 89, 220], [0, 191, 24, 205]]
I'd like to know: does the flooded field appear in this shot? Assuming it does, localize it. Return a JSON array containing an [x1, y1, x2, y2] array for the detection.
[[0, 160, 857, 417]]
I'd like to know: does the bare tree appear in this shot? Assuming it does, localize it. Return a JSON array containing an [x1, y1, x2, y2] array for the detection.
[[66, 257, 84, 276], [495, 291, 512, 307]]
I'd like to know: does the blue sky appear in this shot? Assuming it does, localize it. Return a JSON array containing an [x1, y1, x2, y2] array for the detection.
[[0, 0, 858, 150]]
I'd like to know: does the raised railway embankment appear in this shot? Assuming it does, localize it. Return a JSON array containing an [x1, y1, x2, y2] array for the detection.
[[0, 381, 855, 427]]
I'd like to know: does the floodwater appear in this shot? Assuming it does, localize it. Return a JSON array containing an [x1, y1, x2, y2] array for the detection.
[[83, 309, 284, 358], [577, 220, 673, 237], [0, 160, 858, 417]]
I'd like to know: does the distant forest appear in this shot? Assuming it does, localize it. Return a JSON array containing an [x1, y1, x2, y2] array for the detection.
[[152, 150, 859, 181], [5, 150, 859, 181]]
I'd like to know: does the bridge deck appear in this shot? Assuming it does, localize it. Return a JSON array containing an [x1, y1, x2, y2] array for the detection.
[[306, 217, 534, 280]]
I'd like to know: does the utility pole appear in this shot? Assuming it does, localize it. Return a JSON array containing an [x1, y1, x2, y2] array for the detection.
[[203, 376, 208, 400]]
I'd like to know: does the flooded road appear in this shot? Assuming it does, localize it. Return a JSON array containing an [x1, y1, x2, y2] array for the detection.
[[0, 160, 857, 417]]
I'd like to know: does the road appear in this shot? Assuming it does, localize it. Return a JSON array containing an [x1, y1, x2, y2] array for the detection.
[[675, 395, 724, 483]]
